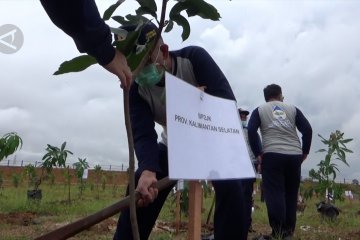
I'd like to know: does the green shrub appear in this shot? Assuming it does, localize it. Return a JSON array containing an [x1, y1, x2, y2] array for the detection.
[[11, 173, 22, 188]]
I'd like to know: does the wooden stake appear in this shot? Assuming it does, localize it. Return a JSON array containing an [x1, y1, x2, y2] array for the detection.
[[188, 181, 202, 240], [175, 190, 181, 234]]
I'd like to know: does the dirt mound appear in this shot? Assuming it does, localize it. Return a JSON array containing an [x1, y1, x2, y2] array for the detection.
[[88, 217, 118, 234], [0, 211, 37, 226]]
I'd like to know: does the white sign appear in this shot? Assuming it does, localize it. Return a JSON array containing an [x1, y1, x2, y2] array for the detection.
[[166, 73, 255, 180], [345, 190, 353, 199], [82, 169, 88, 179]]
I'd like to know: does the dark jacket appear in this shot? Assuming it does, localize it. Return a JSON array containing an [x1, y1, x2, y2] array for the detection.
[[129, 46, 236, 174], [40, 0, 114, 65]]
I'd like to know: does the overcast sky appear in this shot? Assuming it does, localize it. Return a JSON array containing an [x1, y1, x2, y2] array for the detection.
[[1, 0, 359, 181]]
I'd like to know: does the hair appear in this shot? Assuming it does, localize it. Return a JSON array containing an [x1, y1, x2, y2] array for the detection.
[[263, 84, 282, 102]]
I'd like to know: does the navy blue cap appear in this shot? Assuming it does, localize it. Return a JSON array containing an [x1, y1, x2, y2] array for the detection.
[[118, 22, 158, 45], [238, 108, 249, 116]]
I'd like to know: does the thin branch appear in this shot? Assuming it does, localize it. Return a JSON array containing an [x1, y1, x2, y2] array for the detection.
[[123, 88, 140, 240], [132, 0, 168, 78], [125, 2, 168, 239]]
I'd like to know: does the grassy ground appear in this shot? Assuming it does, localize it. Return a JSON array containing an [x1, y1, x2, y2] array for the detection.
[[151, 191, 360, 240], [0, 183, 359, 240]]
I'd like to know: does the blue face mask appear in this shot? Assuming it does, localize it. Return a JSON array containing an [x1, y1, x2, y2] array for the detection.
[[135, 63, 164, 87]]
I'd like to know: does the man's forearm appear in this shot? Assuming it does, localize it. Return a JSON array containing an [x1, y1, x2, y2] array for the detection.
[[40, 0, 115, 65]]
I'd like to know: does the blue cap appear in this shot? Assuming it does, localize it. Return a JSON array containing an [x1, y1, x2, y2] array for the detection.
[[117, 22, 158, 45]]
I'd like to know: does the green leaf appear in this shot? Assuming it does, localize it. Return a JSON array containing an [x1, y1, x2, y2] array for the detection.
[[184, 0, 221, 20], [164, 20, 174, 33], [324, 154, 331, 164], [337, 149, 345, 161], [321, 139, 329, 145], [332, 169, 337, 179], [340, 138, 353, 144], [318, 133, 325, 139], [8, 136, 19, 155], [170, 14, 191, 41], [112, 16, 128, 25], [54, 55, 97, 75], [103, 1, 123, 21], [341, 147, 353, 153], [318, 134, 329, 144], [0, 138, 5, 147], [136, 0, 157, 13], [170, 2, 188, 18], [136, 6, 157, 19], [95, 165, 102, 171], [125, 14, 150, 25], [308, 169, 317, 178], [0, 133, 22, 161]]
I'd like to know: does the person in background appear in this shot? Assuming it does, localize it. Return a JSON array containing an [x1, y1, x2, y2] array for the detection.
[[239, 108, 261, 234], [40, 0, 132, 89], [113, 22, 249, 240], [248, 84, 312, 240]]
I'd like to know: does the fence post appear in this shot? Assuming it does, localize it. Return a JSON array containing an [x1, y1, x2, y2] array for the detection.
[[21, 160, 23, 167]]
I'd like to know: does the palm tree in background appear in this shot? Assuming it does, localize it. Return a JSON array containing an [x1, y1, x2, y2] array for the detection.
[[0, 132, 23, 162], [73, 157, 89, 198]]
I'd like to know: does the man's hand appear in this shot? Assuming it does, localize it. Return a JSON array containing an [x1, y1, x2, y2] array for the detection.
[[198, 86, 206, 91], [103, 49, 132, 89], [136, 170, 158, 207]]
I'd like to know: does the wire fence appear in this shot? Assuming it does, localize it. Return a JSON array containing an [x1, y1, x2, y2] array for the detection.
[[1, 158, 358, 185], [0, 158, 129, 172]]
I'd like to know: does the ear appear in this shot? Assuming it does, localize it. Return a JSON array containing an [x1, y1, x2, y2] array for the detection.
[[160, 44, 169, 58]]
